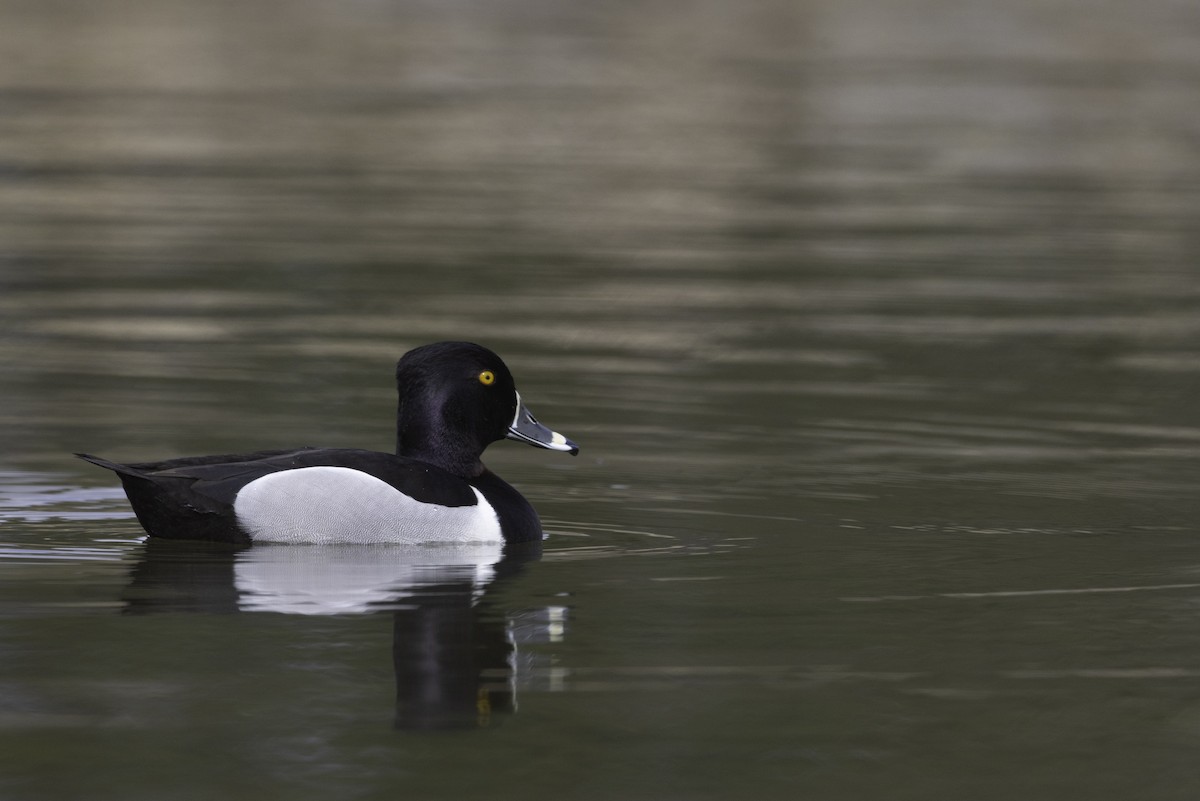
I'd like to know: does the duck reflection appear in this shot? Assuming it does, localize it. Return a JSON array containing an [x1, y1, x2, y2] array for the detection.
[[122, 539, 561, 730]]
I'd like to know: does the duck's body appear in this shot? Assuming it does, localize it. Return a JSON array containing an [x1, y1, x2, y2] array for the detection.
[[77, 447, 542, 545], [79, 342, 577, 545]]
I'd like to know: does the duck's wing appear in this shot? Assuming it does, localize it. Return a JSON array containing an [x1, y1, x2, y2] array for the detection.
[[78, 448, 477, 508], [77, 448, 317, 478]]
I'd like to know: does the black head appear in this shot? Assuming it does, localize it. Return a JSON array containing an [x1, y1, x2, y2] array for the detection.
[[394, 342, 578, 477]]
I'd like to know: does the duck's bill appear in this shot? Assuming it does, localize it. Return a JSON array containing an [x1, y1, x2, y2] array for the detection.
[[507, 395, 579, 455]]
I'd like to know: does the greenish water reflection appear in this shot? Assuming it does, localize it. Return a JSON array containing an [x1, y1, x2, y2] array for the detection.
[[3, 0, 1200, 799]]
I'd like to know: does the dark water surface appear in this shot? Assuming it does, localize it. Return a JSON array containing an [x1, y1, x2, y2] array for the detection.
[[3, 1, 1200, 799]]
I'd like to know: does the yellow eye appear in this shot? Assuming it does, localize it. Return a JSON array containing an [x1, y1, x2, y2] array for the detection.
[[478, 370, 495, 386]]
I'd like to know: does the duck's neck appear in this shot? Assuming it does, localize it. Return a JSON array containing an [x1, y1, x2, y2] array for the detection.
[[396, 399, 485, 478], [401, 441, 485, 478]]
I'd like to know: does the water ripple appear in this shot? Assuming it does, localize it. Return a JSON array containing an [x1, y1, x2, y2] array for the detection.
[[0, 472, 132, 524]]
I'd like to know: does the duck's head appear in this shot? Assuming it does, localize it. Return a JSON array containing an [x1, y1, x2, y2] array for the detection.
[[395, 341, 579, 476]]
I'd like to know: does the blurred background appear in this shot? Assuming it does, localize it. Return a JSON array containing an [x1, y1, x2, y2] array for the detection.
[[2, 0, 1200, 799]]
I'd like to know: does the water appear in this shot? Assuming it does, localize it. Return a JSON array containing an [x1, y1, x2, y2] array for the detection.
[[2, 0, 1200, 798]]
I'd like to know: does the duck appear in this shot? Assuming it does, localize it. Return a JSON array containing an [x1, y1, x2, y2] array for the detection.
[[78, 341, 578, 545]]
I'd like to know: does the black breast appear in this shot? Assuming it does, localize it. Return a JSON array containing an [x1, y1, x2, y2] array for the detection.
[[470, 470, 542, 543]]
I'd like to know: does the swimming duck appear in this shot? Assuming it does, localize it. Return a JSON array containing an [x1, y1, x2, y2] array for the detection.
[[78, 341, 578, 545]]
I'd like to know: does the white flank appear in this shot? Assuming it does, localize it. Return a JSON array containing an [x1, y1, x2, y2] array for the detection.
[[233, 466, 502, 544]]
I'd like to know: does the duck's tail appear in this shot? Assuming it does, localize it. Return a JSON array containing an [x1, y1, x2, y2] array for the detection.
[[76, 452, 246, 542], [75, 453, 143, 478]]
